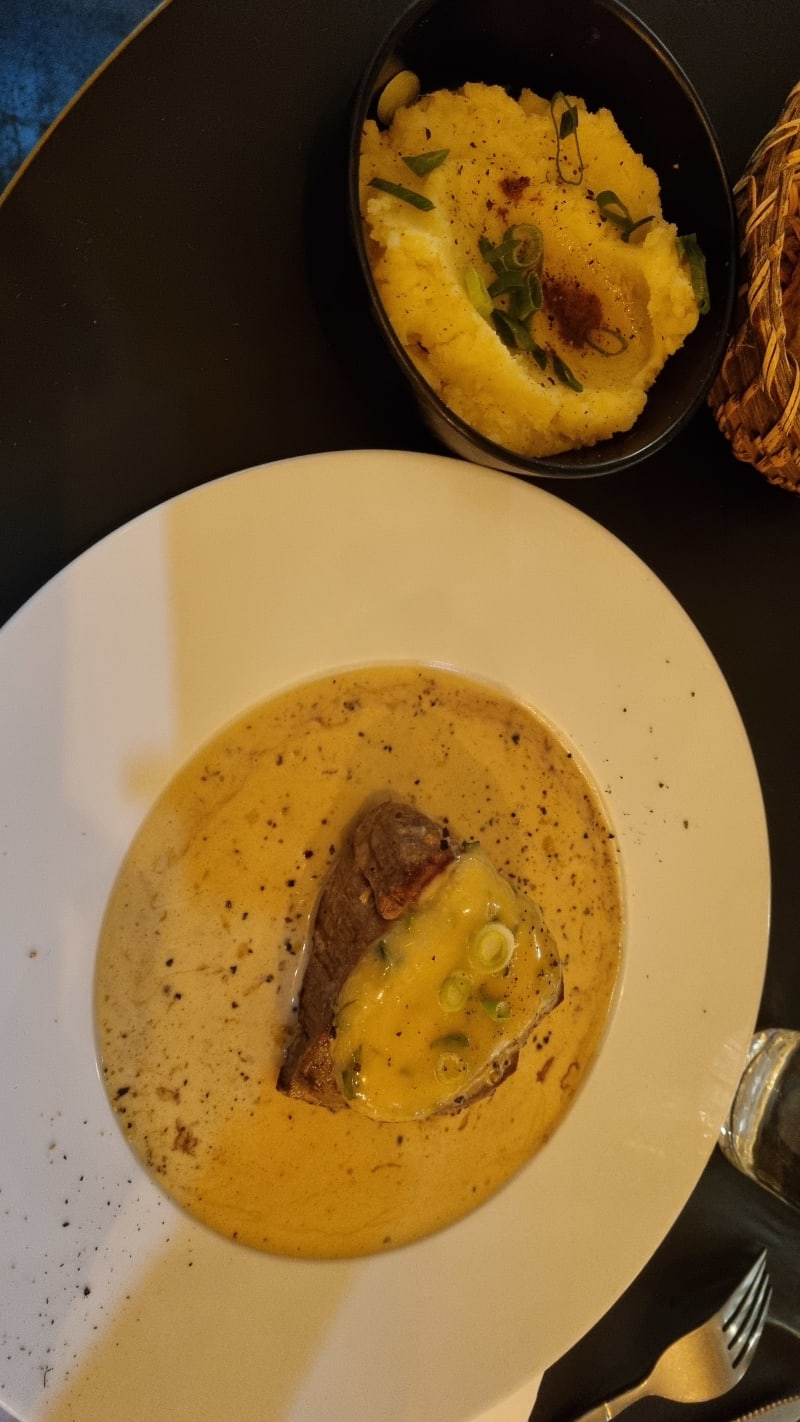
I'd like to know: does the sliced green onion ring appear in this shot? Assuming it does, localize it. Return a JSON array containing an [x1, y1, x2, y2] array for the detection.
[[368, 177, 434, 212], [479, 233, 521, 272], [505, 222, 544, 271], [509, 272, 544, 325], [469, 921, 516, 974], [402, 148, 449, 176], [434, 1051, 469, 1083], [527, 270, 544, 314], [439, 970, 472, 1013], [585, 326, 629, 356], [481, 998, 512, 1022], [550, 91, 584, 185]]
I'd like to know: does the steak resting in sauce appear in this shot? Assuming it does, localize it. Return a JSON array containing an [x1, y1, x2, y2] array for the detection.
[[277, 800, 455, 1110]]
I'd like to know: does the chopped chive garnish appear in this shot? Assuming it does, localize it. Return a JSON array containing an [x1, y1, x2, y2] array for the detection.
[[402, 148, 449, 176], [676, 233, 710, 314], [493, 311, 548, 369], [368, 176, 434, 211], [480, 225, 543, 279], [481, 998, 512, 1022], [492, 304, 546, 364], [552, 354, 584, 391], [463, 266, 493, 320], [431, 1032, 470, 1050], [550, 91, 584, 185], [585, 326, 629, 355], [477, 208, 580, 383], [596, 190, 653, 242]]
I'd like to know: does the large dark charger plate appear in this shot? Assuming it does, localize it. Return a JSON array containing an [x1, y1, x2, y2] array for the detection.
[[0, 0, 799, 1415]]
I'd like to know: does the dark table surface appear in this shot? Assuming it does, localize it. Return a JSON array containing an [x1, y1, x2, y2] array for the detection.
[[0, 0, 798, 1416]]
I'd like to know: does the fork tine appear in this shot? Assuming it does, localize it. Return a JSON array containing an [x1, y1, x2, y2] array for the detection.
[[730, 1280, 772, 1375], [727, 1257, 768, 1344], [727, 1257, 767, 1365], [720, 1248, 767, 1330], [724, 1254, 769, 1360]]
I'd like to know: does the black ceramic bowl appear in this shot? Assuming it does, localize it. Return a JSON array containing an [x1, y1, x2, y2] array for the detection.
[[348, 0, 736, 478]]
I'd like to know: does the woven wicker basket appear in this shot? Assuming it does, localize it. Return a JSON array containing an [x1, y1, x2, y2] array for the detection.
[[709, 81, 800, 490]]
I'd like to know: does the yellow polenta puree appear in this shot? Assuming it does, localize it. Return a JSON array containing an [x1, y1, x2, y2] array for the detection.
[[359, 84, 700, 456], [95, 666, 622, 1259]]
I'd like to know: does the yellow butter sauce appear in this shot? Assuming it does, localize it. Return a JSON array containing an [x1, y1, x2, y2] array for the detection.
[[95, 665, 622, 1258], [330, 846, 563, 1121]]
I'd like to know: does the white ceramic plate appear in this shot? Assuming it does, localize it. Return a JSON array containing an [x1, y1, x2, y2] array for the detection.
[[0, 450, 769, 1422]]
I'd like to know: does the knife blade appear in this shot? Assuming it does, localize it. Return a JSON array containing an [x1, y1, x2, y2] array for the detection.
[[724, 1397, 800, 1422]]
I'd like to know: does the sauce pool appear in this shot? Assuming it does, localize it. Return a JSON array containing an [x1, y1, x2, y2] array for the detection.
[[95, 665, 622, 1258]]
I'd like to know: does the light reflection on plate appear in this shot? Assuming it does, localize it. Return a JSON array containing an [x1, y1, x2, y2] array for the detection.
[[0, 450, 769, 1422]]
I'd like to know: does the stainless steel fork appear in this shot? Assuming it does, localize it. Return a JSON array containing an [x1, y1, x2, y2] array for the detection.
[[570, 1249, 771, 1421]]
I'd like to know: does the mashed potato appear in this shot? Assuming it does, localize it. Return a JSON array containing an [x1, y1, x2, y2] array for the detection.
[[359, 83, 702, 456]]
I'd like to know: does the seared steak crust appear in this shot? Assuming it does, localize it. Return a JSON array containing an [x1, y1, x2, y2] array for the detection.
[[277, 800, 455, 1109]]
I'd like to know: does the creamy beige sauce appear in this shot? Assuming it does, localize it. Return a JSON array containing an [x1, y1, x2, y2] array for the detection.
[[95, 665, 622, 1258]]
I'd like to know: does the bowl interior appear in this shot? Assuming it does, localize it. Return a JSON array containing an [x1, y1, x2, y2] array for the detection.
[[349, 0, 736, 477]]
